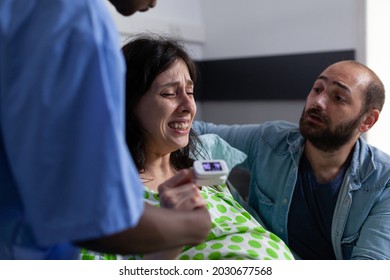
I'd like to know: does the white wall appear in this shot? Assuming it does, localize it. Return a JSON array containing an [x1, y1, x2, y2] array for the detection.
[[200, 0, 365, 60], [104, 0, 205, 59], [105, 0, 390, 154], [198, 0, 365, 125], [365, 0, 390, 154]]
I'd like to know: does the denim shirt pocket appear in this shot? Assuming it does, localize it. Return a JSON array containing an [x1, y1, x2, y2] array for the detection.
[[251, 181, 275, 223]]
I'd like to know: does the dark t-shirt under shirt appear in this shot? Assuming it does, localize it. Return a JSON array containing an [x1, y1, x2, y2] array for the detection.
[[288, 154, 346, 259]]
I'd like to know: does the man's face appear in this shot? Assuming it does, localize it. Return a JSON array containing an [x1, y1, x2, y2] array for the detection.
[[108, 0, 157, 16], [299, 62, 370, 152], [299, 106, 365, 152]]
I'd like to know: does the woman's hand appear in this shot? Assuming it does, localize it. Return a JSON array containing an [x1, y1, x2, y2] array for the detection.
[[144, 169, 209, 259], [158, 169, 206, 210]]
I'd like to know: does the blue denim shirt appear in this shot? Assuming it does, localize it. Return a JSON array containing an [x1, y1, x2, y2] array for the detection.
[[193, 120, 390, 259]]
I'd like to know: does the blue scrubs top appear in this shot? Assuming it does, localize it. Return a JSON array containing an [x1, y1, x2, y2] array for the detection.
[[0, 0, 144, 259]]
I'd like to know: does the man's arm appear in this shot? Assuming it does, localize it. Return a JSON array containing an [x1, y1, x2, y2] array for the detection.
[[192, 121, 262, 162], [351, 189, 390, 260]]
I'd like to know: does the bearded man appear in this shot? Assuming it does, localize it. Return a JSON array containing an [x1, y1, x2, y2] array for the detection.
[[193, 60, 390, 260]]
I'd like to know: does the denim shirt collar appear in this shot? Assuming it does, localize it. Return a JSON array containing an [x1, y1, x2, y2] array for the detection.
[[287, 134, 376, 192], [349, 138, 376, 191]]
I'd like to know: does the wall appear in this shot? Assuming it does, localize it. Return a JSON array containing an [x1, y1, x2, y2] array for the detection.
[[104, 0, 205, 59], [200, 0, 364, 60], [106, 0, 385, 133], [365, 0, 390, 154], [198, 0, 365, 124]]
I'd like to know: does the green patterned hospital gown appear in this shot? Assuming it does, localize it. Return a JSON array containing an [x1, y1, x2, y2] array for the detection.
[[81, 183, 294, 260]]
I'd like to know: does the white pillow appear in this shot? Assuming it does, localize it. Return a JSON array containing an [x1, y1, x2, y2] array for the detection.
[[195, 134, 247, 172]]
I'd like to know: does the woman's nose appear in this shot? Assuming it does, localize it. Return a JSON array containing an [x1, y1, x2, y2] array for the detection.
[[178, 92, 195, 113]]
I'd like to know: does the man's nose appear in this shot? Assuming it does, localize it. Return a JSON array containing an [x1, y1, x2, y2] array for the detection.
[[312, 92, 328, 109]]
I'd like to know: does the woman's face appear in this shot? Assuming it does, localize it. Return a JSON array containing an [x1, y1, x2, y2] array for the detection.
[[134, 59, 197, 155]]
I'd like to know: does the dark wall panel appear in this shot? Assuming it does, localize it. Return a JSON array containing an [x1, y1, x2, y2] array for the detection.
[[196, 50, 355, 101]]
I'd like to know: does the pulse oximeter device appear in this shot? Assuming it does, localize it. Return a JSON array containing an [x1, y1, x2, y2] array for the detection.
[[193, 159, 229, 186]]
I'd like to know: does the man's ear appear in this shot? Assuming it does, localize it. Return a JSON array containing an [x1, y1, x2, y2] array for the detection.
[[359, 109, 380, 132]]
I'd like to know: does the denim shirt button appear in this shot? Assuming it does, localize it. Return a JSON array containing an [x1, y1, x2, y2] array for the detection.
[[283, 198, 288, 204]]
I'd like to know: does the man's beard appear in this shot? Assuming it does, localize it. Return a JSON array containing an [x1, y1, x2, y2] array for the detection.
[[299, 107, 364, 152]]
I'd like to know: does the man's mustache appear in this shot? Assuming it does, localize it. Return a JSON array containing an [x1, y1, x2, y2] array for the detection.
[[304, 108, 330, 124]]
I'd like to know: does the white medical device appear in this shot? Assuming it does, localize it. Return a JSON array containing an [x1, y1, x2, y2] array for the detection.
[[193, 159, 229, 186]]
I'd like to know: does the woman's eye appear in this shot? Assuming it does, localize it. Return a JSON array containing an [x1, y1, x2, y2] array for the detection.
[[161, 93, 175, 98]]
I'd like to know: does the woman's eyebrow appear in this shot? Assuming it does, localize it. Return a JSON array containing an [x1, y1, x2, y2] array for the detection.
[[160, 79, 194, 88]]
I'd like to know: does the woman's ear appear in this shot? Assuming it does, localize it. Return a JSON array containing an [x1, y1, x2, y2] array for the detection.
[[359, 109, 380, 132]]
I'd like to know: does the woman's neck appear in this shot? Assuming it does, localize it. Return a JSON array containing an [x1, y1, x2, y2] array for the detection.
[[140, 153, 176, 191]]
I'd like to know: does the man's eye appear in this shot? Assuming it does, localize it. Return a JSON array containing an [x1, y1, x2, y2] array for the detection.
[[335, 95, 345, 103], [312, 87, 321, 93]]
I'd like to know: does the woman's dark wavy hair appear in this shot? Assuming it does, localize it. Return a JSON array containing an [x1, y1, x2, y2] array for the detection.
[[122, 33, 203, 172]]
